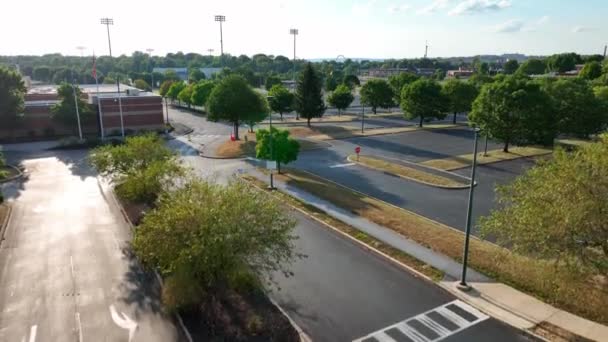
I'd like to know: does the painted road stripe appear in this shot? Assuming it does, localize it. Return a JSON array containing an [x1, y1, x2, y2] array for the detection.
[[29, 325, 37, 342], [352, 300, 489, 342], [329, 163, 356, 168]]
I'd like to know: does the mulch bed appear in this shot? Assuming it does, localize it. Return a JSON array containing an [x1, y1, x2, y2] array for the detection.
[[180, 289, 299, 342]]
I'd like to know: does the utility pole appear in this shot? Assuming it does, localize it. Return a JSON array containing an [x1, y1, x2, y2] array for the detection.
[[76, 46, 86, 58], [424, 40, 429, 59], [207, 48, 214, 56], [100, 18, 114, 57], [215, 15, 226, 65], [290, 29, 299, 86], [146, 48, 154, 90], [458, 128, 480, 291], [604, 45, 607, 59]]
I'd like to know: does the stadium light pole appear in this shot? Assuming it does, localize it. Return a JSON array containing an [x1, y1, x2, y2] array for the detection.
[[76, 46, 86, 57], [458, 128, 480, 291], [289, 29, 298, 86], [215, 15, 226, 65], [207, 49, 214, 56], [146, 48, 154, 90], [100, 18, 114, 57], [266, 96, 276, 190]]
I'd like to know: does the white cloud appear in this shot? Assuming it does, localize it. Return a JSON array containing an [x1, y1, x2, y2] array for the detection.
[[491, 19, 524, 33], [389, 4, 411, 13], [536, 15, 549, 25], [417, 0, 451, 15], [449, 0, 511, 16], [572, 26, 595, 33], [521, 15, 549, 32]]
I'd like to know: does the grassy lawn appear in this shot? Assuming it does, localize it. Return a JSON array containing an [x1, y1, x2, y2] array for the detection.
[[272, 168, 608, 324], [421, 146, 553, 171], [215, 131, 330, 158], [242, 175, 444, 282], [349, 155, 468, 188]]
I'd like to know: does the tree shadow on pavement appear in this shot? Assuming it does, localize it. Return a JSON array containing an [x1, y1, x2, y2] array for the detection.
[[118, 246, 164, 318]]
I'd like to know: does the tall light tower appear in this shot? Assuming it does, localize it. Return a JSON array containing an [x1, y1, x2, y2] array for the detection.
[[100, 18, 114, 57], [146, 48, 155, 90], [424, 40, 429, 59], [207, 48, 214, 56], [214, 15, 226, 64], [289, 29, 299, 86], [99, 17, 124, 138]]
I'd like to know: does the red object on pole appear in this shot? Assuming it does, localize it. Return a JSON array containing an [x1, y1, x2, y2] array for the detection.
[[355, 146, 361, 154], [230, 133, 236, 141]]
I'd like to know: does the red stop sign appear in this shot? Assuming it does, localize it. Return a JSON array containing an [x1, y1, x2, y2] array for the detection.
[[355, 146, 361, 154]]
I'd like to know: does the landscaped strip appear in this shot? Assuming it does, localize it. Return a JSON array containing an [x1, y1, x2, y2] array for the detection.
[[347, 154, 469, 188], [242, 175, 444, 282], [288, 123, 460, 141], [273, 168, 608, 325], [420, 146, 553, 171]]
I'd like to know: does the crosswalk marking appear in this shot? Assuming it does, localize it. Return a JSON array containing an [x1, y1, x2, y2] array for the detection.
[[329, 163, 356, 168], [353, 300, 489, 342]]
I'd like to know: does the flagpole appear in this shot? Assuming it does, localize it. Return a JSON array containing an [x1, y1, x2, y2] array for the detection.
[[72, 82, 83, 140], [93, 54, 105, 140], [116, 77, 125, 138]]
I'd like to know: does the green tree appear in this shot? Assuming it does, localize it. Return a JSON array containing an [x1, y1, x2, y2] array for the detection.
[[50, 83, 95, 131], [324, 75, 338, 92], [517, 59, 547, 75], [133, 79, 151, 91], [207, 75, 268, 140], [546, 53, 581, 73], [503, 60, 519, 75], [476, 62, 490, 75], [542, 78, 606, 138], [167, 82, 186, 103], [245, 93, 269, 132], [0, 66, 26, 131], [343, 74, 361, 89], [579, 61, 602, 80], [388, 72, 419, 104], [188, 68, 205, 83], [255, 127, 300, 173], [163, 70, 180, 82], [89, 134, 184, 205], [294, 63, 325, 126], [441, 79, 479, 124], [159, 80, 174, 97], [469, 76, 555, 153], [265, 75, 282, 90], [327, 84, 354, 116], [190, 80, 216, 107], [468, 73, 494, 89], [360, 79, 394, 115], [401, 79, 447, 127], [268, 84, 294, 120], [32, 66, 52, 82], [132, 179, 298, 308], [178, 84, 194, 108], [480, 135, 608, 276]]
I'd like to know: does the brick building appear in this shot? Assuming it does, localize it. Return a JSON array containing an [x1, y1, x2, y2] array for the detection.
[[0, 84, 165, 141]]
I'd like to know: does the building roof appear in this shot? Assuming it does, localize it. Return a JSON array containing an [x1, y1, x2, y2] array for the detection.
[[28, 84, 138, 95]]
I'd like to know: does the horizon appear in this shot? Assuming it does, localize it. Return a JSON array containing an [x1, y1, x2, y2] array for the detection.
[[2, 0, 607, 59]]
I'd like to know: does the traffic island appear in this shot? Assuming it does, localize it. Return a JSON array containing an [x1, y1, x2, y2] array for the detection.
[[347, 154, 470, 189], [209, 132, 330, 159], [266, 168, 608, 328], [0, 164, 22, 183], [421, 146, 553, 171], [288, 123, 461, 141]]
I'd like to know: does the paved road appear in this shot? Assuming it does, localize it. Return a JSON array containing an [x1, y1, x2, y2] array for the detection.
[[0, 149, 181, 342], [290, 128, 534, 233], [170, 137, 534, 342]]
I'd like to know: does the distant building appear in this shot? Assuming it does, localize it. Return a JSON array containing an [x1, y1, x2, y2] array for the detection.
[[153, 67, 222, 80], [447, 68, 475, 79], [0, 84, 165, 141]]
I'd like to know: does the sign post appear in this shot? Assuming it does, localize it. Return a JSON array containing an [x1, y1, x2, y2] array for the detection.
[[355, 146, 361, 161], [267, 160, 277, 190]]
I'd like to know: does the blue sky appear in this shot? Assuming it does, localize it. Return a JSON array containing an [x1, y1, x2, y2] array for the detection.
[[2, 0, 606, 58]]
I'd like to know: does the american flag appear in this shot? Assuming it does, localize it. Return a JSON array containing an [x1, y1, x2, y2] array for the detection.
[[92, 55, 97, 79]]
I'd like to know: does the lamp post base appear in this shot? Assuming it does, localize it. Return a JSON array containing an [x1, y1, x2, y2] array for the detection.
[[456, 282, 472, 292]]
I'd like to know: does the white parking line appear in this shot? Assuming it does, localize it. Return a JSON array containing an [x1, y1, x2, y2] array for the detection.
[[329, 163, 356, 168], [353, 300, 489, 342], [28, 325, 37, 342]]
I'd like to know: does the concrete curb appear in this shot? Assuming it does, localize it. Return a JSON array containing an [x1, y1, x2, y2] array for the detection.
[[102, 180, 194, 342], [269, 297, 313, 342], [242, 176, 549, 342], [0, 204, 12, 244], [307, 124, 461, 142], [0, 164, 24, 183], [346, 155, 471, 190]]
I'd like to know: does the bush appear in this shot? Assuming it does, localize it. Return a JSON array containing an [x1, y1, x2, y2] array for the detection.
[[133, 179, 298, 310]]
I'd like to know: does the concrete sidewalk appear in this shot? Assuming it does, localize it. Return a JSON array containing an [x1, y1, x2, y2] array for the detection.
[[247, 170, 608, 342]]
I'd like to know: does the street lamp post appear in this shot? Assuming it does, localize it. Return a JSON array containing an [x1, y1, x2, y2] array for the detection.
[[100, 18, 114, 57], [361, 105, 365, 134], [458, 128, 480, 291], [267, 96, 276, 190], [146, 48, 154, 90], [215, 15, 226, 65], [100, 17, 125, 138]]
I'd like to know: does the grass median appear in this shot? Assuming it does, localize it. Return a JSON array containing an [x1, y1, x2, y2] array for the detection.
[[288, 124, 459, 141], [215, 132, 329, 158], [271, 168, 608, 324], [348, 155, 468, 188], [421, 146, 553, 171]]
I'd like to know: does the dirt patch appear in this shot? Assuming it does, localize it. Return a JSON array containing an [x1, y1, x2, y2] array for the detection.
[[275, 169, 608, 324], [350, 155, 468, 188], [531, 322, 595, 342], [180, 288, 299, 342], [215, 133, 257, 158], [421, 146, 553, 171]]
